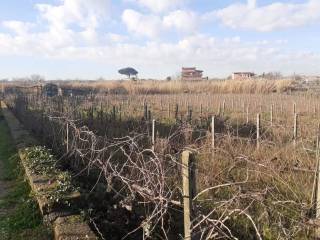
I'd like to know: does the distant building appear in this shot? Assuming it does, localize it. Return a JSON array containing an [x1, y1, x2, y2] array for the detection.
[[232, 72, 255, 80], [181, 67, 204, 81]]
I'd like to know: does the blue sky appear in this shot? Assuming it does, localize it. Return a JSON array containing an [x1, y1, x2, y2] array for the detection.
[[0, 0, 319, 80]]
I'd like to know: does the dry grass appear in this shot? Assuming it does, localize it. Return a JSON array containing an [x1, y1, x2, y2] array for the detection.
[[52, 78, 294, 95]]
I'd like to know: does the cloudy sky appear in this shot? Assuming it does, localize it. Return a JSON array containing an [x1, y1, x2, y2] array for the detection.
[[0, 0, 319, 79]]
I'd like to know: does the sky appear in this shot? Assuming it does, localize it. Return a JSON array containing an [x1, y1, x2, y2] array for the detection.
[[0, 0, 319, 80]]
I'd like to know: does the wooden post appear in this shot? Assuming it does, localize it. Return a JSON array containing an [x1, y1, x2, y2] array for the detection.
[[222, 100, 225, 115], [112, 105, 116, 121], [211, 116, 215, 153], [313, 135, 320, 203], [175, 104, 179, 120], [148, 110, 151, 121], [182, 151, 196, 240], [152, 119, 155, 151], [89, 107, 94, 128], [66, 122, 69, 152], [256, 113, 260, 149], [293, 113, 298, 146], [144, 102, 148, 120], [60, 96, 64, 113], [168, 104, 171, 118], [100, 102, 103, 124], [316, 136, 320, 238], [293, 102, 296, 115], [246, 105, 249, 124], [188, 107, 192, 123]]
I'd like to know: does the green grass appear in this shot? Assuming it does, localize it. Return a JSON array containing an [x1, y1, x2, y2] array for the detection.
[[0, 114, 52, 240]]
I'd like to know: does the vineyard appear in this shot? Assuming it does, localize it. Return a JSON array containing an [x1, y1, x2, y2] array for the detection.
[[3, 82, 320, 240]]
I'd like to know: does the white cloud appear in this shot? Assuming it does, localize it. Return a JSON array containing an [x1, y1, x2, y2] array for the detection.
[[216, 0, 320, 32], [247, 0, 256, 9], [122, 9, 163, 38], [35, 0, 110, 46], [36, 0, 110, 29], [163, 10, 198, 33], [0, 0, 319, 78], [0, 0, 113, 54], [133, 0, 186, 13], [1, 24, 318, 78], [108, 33, 128, 43], [2, 21, 34, 35], [122, 9, 200, 38]]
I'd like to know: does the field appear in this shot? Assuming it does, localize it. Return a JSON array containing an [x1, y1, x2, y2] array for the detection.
[[3, 79, 320, 239]]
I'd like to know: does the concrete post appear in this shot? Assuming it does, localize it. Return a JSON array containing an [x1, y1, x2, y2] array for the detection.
[[182, 151, 196, 240]]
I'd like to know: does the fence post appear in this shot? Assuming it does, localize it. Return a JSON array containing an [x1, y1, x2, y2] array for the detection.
[[152, 119, 155, 151], [256, 113, 260, 149], [112, 105, 116, 120], [182, 151, 196, 240], [222, 100, 225, 115], [293, 113, 298, 146], [100, 102, 103, 124], [144, 102, 148, 120], [212, 116, 215, 154], [316, 137, 320, 238], [188, 107, 192, 123], [60, 96, 64, 113], [293, 102, 296, 115], [175, 104, 179, 120], [313, 134, 319, 204], [66, 122, 69, 152], [246, 105, 249, 124], [148, 110, 151, 121]]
